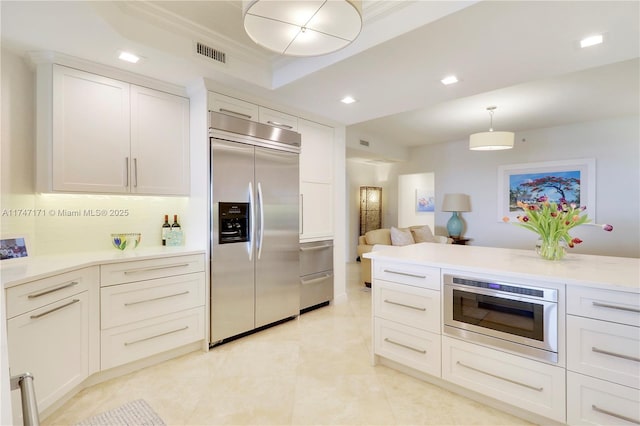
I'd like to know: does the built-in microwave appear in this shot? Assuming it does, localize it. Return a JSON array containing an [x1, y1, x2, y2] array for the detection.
[[443, 273, 559, 363]]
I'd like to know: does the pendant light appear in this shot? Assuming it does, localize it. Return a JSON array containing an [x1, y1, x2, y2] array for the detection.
[[242, 0, 362, 57], [469, 106, 514, 151]]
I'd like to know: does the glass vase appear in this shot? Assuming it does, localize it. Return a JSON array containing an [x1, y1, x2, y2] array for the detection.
[[535, 238, 566, 261]]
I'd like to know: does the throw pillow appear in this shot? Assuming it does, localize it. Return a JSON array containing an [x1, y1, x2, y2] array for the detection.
[[412, 225, 435, 243], [390, 227, 415, 246]]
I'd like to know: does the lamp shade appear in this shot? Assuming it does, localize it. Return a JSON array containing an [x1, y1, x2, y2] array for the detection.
[[469, 131, 515, 151], [442, 193, 471, 212], [243, 0, 362, 56]]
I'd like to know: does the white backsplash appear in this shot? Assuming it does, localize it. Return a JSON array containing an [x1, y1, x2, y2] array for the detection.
[[32, 193, 189, 255]]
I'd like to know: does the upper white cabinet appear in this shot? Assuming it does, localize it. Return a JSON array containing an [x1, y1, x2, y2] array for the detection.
[[298, 119, 334, 184], [208, 92, 259, 121], [259, 107, 298, 131], [39, 64, 190, 195]]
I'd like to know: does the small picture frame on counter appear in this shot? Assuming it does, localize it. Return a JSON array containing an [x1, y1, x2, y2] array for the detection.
[[0, 235, 29, 261], [166, 229, 183, 246]]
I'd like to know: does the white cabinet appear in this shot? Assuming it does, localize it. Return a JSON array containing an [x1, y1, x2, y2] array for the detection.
[[259, 107, 298, 131], [208, 92, 259, 121], [299, 119, 334, 241], [372, 262, 442, 377], [566, 286, 640, 425], [99, 255, 206, 370], [40, 64, 190, 195], [442, 336, 566, 423], [6, 267, 98, 417]]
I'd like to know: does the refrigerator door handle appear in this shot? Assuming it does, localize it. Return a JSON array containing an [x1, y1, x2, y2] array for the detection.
[[248, 181, 255, 261], [257, 182, 264, 260]]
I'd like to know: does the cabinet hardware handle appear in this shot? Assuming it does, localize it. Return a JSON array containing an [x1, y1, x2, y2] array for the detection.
[[124, 291, 190, 306], [125, 157, 129, 187], [384, 338, 426, 354], [592, 347, 640, 363], [123, 263, 190, 274], [299, 244, 332, 252], [592, 405, 640, 424], [27, 281, 79, 298], [219, 108, 252, 119], [133, 158, 138, 188], [592, 301, 640, 313], [124, 326, 189, 346], [456, 361, 544, 392], [384, 299, 426, 311], [300, 274, 332, 285], [266, 120, 293, 129], [300, 194, 304, 235], [383, 269, 427, 279], [30, 299, 80, 319]]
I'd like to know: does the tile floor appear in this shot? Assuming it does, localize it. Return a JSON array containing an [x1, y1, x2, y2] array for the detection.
[[43, 263, 532, 425]]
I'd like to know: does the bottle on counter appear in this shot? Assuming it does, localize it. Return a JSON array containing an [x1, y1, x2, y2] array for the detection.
[[171, 214, 181, 230], [167, 214, 183, 246], [162, 214, 170, 246]]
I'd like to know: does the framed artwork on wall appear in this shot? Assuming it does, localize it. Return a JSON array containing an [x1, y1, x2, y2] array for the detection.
[[497, 158, 596, 222], [416, 189, 435, 212]]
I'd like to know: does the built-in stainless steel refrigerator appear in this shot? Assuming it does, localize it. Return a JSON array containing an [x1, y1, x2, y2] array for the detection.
[[209, 111, 301, 344]]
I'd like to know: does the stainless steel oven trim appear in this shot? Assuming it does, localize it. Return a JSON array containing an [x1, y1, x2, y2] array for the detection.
[[443, 284, 558, 355], [443, 273, 558, 302]]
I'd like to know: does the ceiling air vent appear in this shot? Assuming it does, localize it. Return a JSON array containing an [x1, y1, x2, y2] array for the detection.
[[196, 42, 226, 64], [359, 140, 370, 147]]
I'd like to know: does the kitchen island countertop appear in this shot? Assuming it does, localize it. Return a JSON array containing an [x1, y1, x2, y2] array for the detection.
[[1, 246, 206, 289], [363, 243, 640, 292]]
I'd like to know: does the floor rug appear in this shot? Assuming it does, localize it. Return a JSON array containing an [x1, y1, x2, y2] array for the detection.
[[74, 399, 166, 426]]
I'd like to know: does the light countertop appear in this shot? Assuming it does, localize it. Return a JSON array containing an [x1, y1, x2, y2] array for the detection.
[[364, 243, 640, 292], [1, 246, 206, 289]]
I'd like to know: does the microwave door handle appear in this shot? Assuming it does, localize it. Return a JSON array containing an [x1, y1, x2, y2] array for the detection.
[[257, 182, 264, 260], [248, 181, 254, 261]]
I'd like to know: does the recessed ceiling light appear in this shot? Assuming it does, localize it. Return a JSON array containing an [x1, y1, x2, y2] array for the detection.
[[441, 75, 459, 85], [118, 51, 140, 63], [580, 34, 603, 48], [341, 96, 357, 104]]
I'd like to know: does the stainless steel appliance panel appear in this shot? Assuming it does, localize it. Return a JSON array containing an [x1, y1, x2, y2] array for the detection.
[[299, 240, 333, 311], [300, 240, 333, 276], [300, 271, 334, 310], [210, 139, 256, 342], [254, 146, 300, 328]]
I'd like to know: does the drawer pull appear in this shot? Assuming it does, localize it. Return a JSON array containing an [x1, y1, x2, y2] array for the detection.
[[299, 244, 332, 252], [124, 291, 190, 307], [123, 263, 190, 275], [124, 326, 189, 346], [383, 269, 427, 279], [27, 281, 79, 298], [592, 347, 640, 363], [219, 108, 252, 119], [456, 361, 543, 392], [300, 274, 331, 285], [384, 299, 426, 311], [384, 338, 426, 354], [266, 120, 293, 129], [592, 404, 640, 425], [30, 299, 80, 319], [592, 301, 640, 313]]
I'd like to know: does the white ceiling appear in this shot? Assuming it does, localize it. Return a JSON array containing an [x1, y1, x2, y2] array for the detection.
[[1, 1, 638, 160]]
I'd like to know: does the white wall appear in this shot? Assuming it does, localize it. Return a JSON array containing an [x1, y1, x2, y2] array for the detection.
[[391, 116, 640, 258]]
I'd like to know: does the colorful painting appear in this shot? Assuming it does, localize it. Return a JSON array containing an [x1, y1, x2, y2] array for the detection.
[[0, 237, 28, 260], [416, 189, 435, 212], [497, 159, 596, 221]]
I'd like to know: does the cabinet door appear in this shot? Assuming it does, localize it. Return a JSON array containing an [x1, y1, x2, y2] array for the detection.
[[298, 119, 333, 184], [52, 65, 130, 193], [208, 92, 259, 121], [259, 107, 298, 131], [300, 181, 333, 240], [130, 85, 190, 195], [8, 292, 89, 414]]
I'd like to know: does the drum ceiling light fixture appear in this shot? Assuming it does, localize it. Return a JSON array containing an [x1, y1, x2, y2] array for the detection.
[[469, 106, 515, 151], [242, 0, 363, 57]]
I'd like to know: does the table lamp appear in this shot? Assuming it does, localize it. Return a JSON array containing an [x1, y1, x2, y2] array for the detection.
[[442, 193, 471, 238]]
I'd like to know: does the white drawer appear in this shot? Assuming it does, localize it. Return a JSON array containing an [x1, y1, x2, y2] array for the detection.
[[208, 92, 259, 121], [373, 261, 440, 290], [259, 107, 298, 131], [567, 286, 640, 327], [374, 317, 441, 377], [567, 371, 640, 425], [567, 315, 640, 389], [101, 272, 205, 329], [374, 280, 440, 332], [442, 336, 566, 423], [100, 254, 205, 286], [101, 306, 204, 370], [6, 267, 96, 318]]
